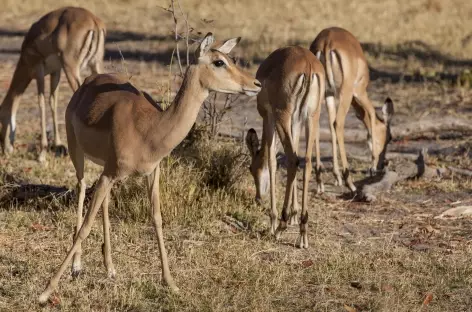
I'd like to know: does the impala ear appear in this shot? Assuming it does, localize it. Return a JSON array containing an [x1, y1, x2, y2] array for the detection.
[[195, 32, 215, 59], [245, 128, 259, 157], [216, 37, 241, 54], [382, 97, 394, 124]]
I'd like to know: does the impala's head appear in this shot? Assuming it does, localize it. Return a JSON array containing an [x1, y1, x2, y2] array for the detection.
[[195, 33, 261, 96], [245, 128, 268, 204], [367, 97, 395, 171]]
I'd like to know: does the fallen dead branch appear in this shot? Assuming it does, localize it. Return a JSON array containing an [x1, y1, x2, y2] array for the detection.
[[357, 149, 448, 202], [220, 115, 472, 144], [447, 166, 472, 177], [435, 206, 472, 219]]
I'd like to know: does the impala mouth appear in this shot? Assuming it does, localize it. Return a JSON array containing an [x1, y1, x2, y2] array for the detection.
[[243, 88, 261, 96]]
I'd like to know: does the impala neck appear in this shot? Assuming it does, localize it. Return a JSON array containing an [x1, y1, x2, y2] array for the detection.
[[151, 65, 209, 156], [0, 58, 33, 114]]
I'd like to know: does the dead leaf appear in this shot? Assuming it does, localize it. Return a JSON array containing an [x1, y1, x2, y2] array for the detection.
[[301, 259, 313, 268], [31, 223, 51, 231], [324, 286, 336, 294], [49, 294, 61, 307], [343, 304, 357, 312], [422, 293, 433, 306], [381, 283, 394, 293]]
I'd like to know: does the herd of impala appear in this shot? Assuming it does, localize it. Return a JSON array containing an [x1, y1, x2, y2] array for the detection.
[[0, 7, 396, 303]]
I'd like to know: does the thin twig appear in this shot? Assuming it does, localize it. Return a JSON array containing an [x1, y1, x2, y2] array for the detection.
[[171, 0, 184, 76], [176, 0, 190, 68], [167, 48, 176, 109], [115, 44, 129, 78]]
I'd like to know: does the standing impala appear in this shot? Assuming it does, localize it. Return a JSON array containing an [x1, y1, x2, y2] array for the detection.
[[310, 27, 394, 192], [0, 7, 105, 162], [246, 46, 325, 248], [38, 33, 261, 303]]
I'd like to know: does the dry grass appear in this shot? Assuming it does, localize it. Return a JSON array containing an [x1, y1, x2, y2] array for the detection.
[[1, 0, 472, 311], [1, 155, 472, 311], [1, 0, 472, 61]]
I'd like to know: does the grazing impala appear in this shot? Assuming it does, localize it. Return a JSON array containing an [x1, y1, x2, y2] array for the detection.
[[310, 27, 394, 192], [246, 46, 325, 248], [38, 33, 261, 303], [0, 7, 105, 162]]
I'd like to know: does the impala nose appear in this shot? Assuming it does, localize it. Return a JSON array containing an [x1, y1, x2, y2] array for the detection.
[[254, 80, 262, 88]]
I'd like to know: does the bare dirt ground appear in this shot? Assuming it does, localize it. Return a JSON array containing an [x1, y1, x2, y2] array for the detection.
[[1, 1, 472, 311]]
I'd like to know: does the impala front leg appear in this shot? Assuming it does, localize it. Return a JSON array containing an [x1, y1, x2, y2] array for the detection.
[[336, 87, 356, 192], [147, 164, 178, 292], [268, 127, 278, 235]]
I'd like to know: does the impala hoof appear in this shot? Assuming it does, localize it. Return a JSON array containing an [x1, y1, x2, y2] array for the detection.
[[255, 196, 263, 206], [164, 279, 179, 293], [71, 264, 82, 278], [38, 293, 50, 305], [274, 222, 287, 240], [4, 144, 14, 155], [295, 234, 309, 249], [53, 144, 68, 158], [38, 151, 47, 163], [107, 268, 117, 279], [288, 214, 299, 226], [347, 181, 357, 193]]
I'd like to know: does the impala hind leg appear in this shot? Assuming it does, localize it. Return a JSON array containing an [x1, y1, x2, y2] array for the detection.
[[101, 191, 116, 278], [39, 175, 114, 304], [71, 173, 86, 278], [326, 95, 342, 186], [275, 120, 297, 240], [49, 70, 67, 157], [36, 64, 48, 163], [62, 55, 82, 92], [67, 127, 86, 277], [313, 101, 324, 194], [296, 113, 316, 248], [289, 124, 301, 225]]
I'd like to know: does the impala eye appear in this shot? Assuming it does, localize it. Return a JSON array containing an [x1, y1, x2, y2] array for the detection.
[[213, 60, 225, 67]]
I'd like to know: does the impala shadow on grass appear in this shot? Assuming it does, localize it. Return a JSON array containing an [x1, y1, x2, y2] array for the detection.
[[0, 171, 97, 211], [362, 40, 472, 84], [0, 46, 178, 66], [0, 28, 168, 43], [362, 40, 472, 68]]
